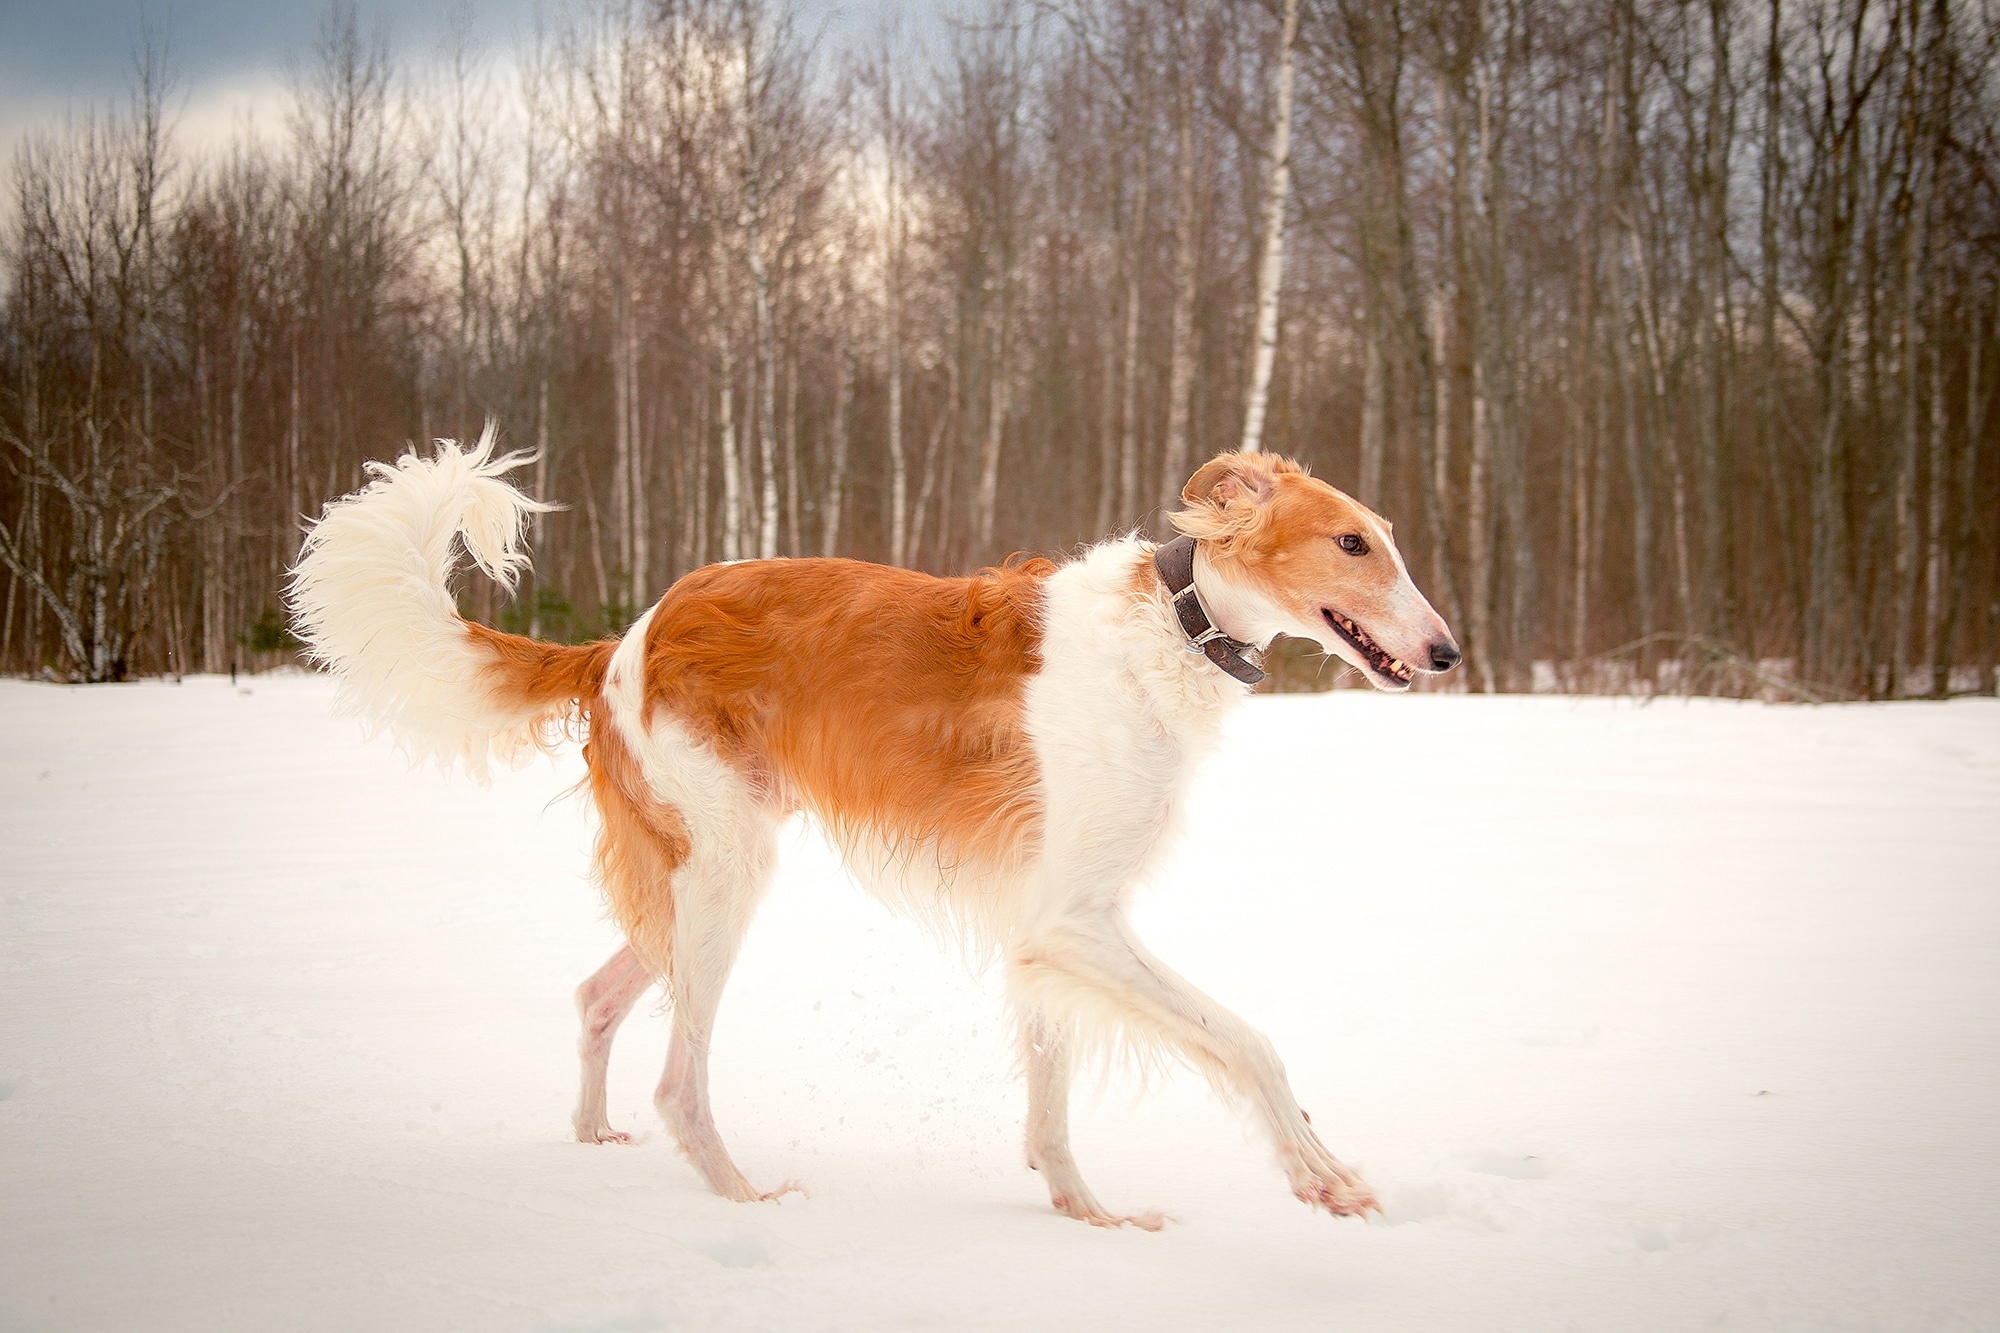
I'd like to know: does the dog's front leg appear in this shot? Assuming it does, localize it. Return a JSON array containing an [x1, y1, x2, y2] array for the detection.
[[1014, 909, 1379, 1220], [1017, 1008, 1165, 1230]]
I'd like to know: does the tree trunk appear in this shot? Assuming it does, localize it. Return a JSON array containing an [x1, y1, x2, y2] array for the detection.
[[745, 167, 780, 562], [1608, 261, 1657, 684], [1759, 0, 1802, 659], [977, 276, 1014, 553], [1921, 301, 1947, 692], [1698, 0, 1738, 652], [530, 375, 549, 639], [823, 343, 852, 557], [749, 244, 779, 563], [1358, 316, 1385, 509], [626, 305, 646, 596], [1239, 0, 1300, 454], [1444, 34, 1498, 694], [883, 60, 908, 567], [611, 268, 632, 583], [1117, 74, 1152, 523], [784, 351, 801, 557], [1627, 226, 1697, 650], [287, 333, 302, 538], [578, 447, 612, 616], [1161, 23, 1201, 511], [1939, 303, 1986, 693], [718, 285, 743, 564]]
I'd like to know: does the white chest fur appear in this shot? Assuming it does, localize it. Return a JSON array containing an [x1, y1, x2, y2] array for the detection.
[[1021, 540, 1250, 917]]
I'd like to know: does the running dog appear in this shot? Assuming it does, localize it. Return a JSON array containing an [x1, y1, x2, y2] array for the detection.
[[289, 432, 1460, 1227]]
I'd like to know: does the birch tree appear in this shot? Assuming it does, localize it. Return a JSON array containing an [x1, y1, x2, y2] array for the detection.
[[1239, 0, 1299, 454]]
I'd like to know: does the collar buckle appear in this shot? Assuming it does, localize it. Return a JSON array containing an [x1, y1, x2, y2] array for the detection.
[[1154, 535, 1266, 686], [1172, 585, 1222, 651]]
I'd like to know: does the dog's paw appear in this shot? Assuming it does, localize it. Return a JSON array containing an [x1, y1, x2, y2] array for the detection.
[[574, 1122, 634, 1145], [1051, 1193, 1169, 1231], [1283, 1137, 1382, 1219], [1293, 1173, 1381, 1218], [754, 1179, 808, 1203]]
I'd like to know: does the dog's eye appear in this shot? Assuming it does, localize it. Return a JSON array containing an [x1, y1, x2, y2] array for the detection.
[[1336, 534, 1368, 556]]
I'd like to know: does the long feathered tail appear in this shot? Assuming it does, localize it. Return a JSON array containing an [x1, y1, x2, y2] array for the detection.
[[288, 426, 615, 777]]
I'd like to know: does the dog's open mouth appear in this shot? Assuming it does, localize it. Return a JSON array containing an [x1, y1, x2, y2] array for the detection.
[[1322, 609, 1415, 685]]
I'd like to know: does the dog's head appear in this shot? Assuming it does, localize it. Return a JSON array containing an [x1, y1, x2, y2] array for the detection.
[[1171, 452, 1460, 692]]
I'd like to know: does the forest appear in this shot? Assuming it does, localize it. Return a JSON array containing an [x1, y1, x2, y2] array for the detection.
[[2, 0, 1996, 697]]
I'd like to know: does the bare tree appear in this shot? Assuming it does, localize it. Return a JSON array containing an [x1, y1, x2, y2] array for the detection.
[[5, 0, 1998, 694], [1239, 0, 1299, 454]]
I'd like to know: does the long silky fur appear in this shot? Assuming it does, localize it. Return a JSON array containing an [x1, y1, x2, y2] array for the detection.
[[287, 425, 555, 778]]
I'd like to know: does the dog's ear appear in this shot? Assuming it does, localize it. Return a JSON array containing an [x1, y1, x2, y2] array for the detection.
[[1181, 452, 1285, 509]]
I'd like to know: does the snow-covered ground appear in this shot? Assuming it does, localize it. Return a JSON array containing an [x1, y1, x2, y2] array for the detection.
[[3, 676, 1997, 1332]]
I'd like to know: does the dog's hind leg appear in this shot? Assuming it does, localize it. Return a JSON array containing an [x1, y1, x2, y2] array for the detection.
[[597, 658, 792, 1201], [1019, 1007, 1164, 1230], [649, 806, 797, 1203], [572, 944, 654, 1143]]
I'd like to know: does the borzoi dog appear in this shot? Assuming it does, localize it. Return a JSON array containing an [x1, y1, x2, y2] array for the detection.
[[289, 434, 1460, 1227]]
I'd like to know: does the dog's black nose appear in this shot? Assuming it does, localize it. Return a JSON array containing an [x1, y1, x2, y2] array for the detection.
[[1429, 641, 1462, 672]]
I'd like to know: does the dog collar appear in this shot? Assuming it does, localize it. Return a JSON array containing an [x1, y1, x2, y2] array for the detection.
[[1154, 536, 1265, 686]]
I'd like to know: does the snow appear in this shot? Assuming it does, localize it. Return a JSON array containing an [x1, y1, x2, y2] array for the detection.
[[3, 675, 1998, 1332]]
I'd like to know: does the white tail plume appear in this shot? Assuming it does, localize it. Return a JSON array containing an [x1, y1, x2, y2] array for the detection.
[[288, 425, 553, 777]]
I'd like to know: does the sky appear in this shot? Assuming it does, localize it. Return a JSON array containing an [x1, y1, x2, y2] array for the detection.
[[0, 0, 914, 169]]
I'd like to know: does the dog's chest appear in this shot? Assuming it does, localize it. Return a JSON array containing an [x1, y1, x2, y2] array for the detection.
[[1026, 547, 1240, 829]]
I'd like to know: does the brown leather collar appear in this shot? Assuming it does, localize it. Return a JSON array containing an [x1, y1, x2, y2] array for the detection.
[[1154, 535, 1265, 686]]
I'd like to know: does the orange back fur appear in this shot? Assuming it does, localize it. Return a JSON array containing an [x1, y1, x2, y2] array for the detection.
[[639, 556, 1056, 873], [463, 559, 1051, 983]]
